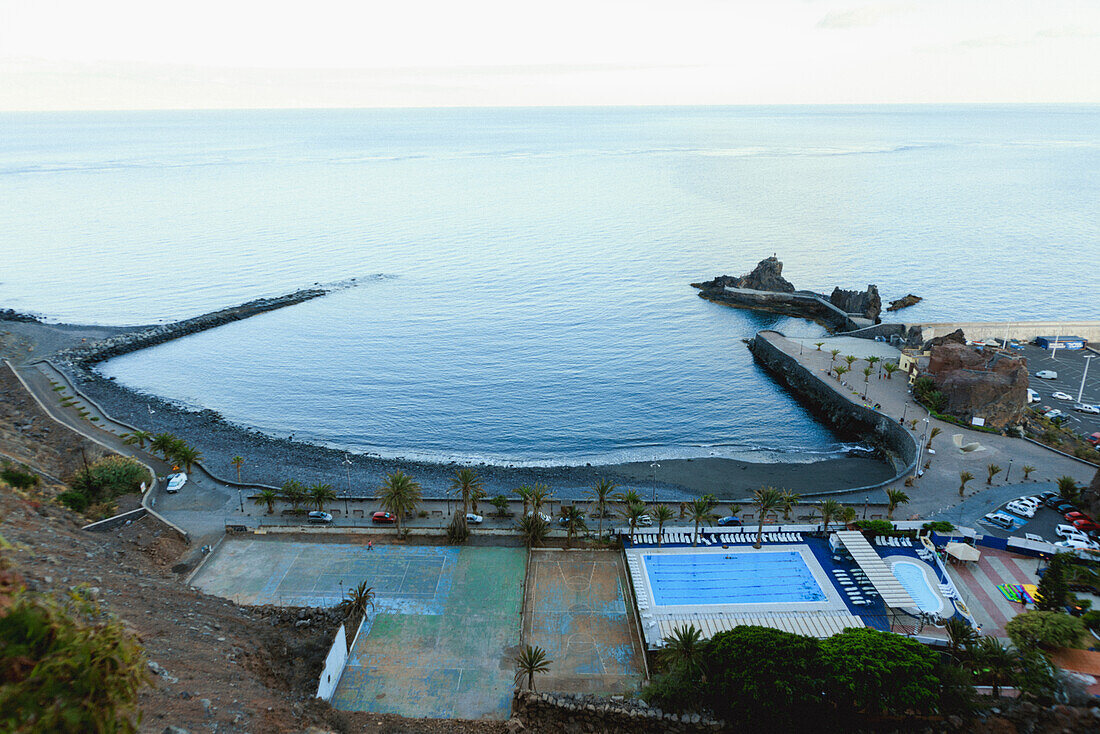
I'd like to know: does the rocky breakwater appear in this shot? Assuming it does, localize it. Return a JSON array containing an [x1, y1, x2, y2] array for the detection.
[[692, 256, 882, 331], [924, 342, 1028, 430], [510, 691, 723, 734], [53, 287, 330, 368]]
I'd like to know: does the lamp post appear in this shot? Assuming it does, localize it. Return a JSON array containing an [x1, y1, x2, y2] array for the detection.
[[343, 454, 352, 516], [1005, 458, 1013, 483], [237, 487, 244, 514], [1077, 354, 1095, 404], [650, 460, 661, 503]]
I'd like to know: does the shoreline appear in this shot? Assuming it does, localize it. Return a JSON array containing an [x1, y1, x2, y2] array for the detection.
[[2, 313, 897, 502]]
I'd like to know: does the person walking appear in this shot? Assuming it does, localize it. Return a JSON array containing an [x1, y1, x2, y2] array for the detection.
[[368, 540, 373, 551]]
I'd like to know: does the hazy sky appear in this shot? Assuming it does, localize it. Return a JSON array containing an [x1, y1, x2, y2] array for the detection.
[[2, 0, 1098, 110]]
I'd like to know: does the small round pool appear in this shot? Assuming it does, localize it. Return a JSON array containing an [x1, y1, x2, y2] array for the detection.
[[890, 559, 945, 615]]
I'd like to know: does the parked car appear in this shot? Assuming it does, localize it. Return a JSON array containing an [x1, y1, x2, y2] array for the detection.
[[1065, 511, 1088, 522], [1005, 500, 1036, 518], [465, 513, 484, 524], [1052, 391, 1073, 401], [637, 514, 654, 527], [1037, 491, 1059, 502], [1088, 432, 1100, 446], [307, 511, 333, 524], [1055, 539, 1100, 551], [1056, 524, 1088, 540], [372, 511, 397, 524], [525, 510, 552, 523], [1073, 403, 1099, 415], [980, 513, 1014, 530], [1035, 370, 1058, 379], [165, 472, 187, 494], [1027, 388, 1041, 403], [716, 516, 742, 526], [1043, 409, 1066, 422], [1073, 519, 1100, 534], [1053, 501, 1078, 514]]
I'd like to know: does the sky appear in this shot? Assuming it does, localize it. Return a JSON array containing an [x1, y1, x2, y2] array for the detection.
[[1, 0, 1098, 110]]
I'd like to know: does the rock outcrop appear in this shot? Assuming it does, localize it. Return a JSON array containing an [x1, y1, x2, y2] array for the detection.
[[924, 328, 967, 350], [925, 343, 1028, 429], [1079, 466, 1100, 518], [829, 285, 881, 322], [887, 293, 922, 312], [691, 256, 794, 293]]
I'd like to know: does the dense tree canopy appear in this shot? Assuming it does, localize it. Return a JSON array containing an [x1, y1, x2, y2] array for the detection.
[[819, 627, 941, 716], [1006, 610, 1085, 650]]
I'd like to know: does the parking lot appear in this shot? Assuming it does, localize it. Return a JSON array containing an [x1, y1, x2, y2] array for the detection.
[[1021, 342, 1100, 438], [972, 486, 1097, 548]]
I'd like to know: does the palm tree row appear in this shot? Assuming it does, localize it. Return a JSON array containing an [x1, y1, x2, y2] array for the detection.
[[124, 430, 204, 473], [254, 479, 337, 514]]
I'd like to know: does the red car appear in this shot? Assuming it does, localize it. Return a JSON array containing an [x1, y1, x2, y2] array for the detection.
[[372, 511, 397, 524], [1065, 511, 1089, 522], [1073, 519, 1100, 534]]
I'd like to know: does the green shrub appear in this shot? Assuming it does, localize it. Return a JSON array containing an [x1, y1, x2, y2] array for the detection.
[[640, 669, 700, 714], [1007, 610, 1086, 650], [1082, 610, 1100, 632], [913, 377, 948, 413], [56, 490, 89, 513], [1, 462, 40, 490], [820, 628, 941, 717], [854, 520, 894, 536], [0, 585, 149, 732], [922, 521, 955, 533], [69, 455, 150, 506]]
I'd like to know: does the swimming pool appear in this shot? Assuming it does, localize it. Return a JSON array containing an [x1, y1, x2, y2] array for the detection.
[[891, 560, 944, 615], [642, 551, 826, 606]]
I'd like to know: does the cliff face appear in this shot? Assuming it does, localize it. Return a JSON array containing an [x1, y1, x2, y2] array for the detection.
[[829, 286, 881, 322], [926, 343, 1028, 429], [692, 256, 795, 293]]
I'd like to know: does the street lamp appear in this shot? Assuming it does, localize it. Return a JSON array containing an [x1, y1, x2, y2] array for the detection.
[[1077, 354, 1095, 404], [237, 487, 244, 514], [343, 454, 353, 516], [650, 460, 661, 503]]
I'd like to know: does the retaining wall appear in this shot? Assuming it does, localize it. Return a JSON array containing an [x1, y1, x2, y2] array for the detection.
[[749, 331, 918, 494], [511, 690, 722, 734], [82, 507, 147, 532], [315, 624, 348, 701], [910, 320, 1100, 344]]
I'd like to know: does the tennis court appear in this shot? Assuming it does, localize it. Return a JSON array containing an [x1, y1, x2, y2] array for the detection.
[[523, 550, 644, 694], [332, 545, 526, 719]]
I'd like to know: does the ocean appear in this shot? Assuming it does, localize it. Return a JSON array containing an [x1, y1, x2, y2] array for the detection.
[[2, 106, 1098, 465]]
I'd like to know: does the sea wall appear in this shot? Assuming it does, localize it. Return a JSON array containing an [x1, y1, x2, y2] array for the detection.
[[698, 287, 862, 332], [749, 331, 918, 488], [54, 287, 328, 367], [908, 320, 1100, 345], [511, 691, 723, 734]]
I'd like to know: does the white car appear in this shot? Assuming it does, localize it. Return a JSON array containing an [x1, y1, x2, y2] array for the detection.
[[465, 513, 484, 524], [980, 512, 1015, 530], [1074, 403, 1100, 415], [1027, 389, 1040, 403], [165, 472, 187, 493], [638, 514, 654, 526], [525, 510, 552, 523], [1044, 409, 1066, 421], [1051, 391, 1073, 401], [1055, 539, 1099, 551], [1004, 501, 1036, 518], [1056, 524, 1089, 542], [1035, 370, 1058, 380]]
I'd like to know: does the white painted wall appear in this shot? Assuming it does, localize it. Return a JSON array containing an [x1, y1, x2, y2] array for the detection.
[[315, 624, 347, 701]]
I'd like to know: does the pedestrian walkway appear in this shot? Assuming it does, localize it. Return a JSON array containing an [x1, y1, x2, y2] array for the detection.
[[944, 548, 1040, 639]]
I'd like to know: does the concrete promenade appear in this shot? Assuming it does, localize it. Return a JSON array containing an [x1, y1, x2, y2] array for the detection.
[[759, 332, 1096, 518]]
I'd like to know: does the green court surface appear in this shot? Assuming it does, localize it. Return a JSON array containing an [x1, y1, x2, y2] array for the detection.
[[523, 550, 644, 694], [331, 546, 526, 720]]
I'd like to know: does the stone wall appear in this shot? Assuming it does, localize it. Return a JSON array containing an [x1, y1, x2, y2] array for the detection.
[[697, 287, 859, 331], [749, 331, 918, 487], [510, 691, 722, 734], [54, 287, 329, 367]]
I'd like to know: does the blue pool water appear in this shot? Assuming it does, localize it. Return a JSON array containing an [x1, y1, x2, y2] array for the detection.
[[643, 551, 826, 606], [891, 560, 944, 614]]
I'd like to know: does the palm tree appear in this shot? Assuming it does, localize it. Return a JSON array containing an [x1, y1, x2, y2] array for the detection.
[[688, 496, 716, 546], [1022, 465, 1036, 481], [254, 488, 278, 514], [863, 366, 873, 382], [620, 502, 647, 545], [173, 444, 202, 473], [654, 504, 674, 546], [841, 506, 857, 528], [339, 581, 375, 623], [659, 624, 706, 677], [986, 463, 1002, 485], [885, 489, 909, 520], [814, 342, 824, 351], [589, 479, 617, 537], [150, 432, 179, 460], [819, 499, 841, 531], [615, 489, 642, 508], [515, 485, 534, 515], [380, 471, 422, 535], [230, 455, 244, 483], [530, 483, 552, 516], [778, 490, 800, 520], [514, 645, 552, 691], [308, 482, 336, 511], [518, 513, 549, 547], [450, 468, 484, 535], [844, 354, 857, 369], [866, 355, 881, 370], [959, 471, 974, 496], [882, 362, 899, 380], [122, 429, 152, 450], [927, 427, 941, 449], [752, 486, 783, 548], [560, 505, 587, 547], [281, 479, 308, 511], [490, 494, 511, 517], [945, 618, 978, 661], [829, 348, 841, 364], [1056, 475, 1079, 500], [973, 637, 1017, 698], [834, 365, 849, 381]]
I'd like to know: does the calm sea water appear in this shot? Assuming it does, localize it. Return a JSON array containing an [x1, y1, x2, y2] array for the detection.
[[2, 106, 1098, 464]]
